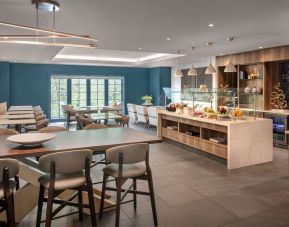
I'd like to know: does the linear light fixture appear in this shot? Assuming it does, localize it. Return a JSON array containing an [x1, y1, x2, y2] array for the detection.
[[0, 0, 98, 48], [54, 53, 170, 63]]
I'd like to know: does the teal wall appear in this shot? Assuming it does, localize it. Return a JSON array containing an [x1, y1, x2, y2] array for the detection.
[[0, 62, 171, 119], [150, 67, 171, 105]]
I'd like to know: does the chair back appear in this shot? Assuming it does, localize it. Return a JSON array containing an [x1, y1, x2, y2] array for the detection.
[[127, 103, 136, 113], [136, 105, 148, 115], [84, 123, 108, 130], [33, 106, 42, 111], [0, 102, 7, 115], [78, 116, 94, 129], [38, 126, 67, 133], [0, 128, 19, 136], [106, 143, 148, 164], [39, 149, 92, 174], [0, 159, 19, 182], [61, 105, 68, 120], [36, 119, 49, 130]]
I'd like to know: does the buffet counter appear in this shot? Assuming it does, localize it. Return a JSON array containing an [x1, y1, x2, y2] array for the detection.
[[157, 110, 273, 169]]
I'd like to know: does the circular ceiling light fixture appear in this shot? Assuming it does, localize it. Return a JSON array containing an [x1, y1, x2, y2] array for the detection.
[[32, 0, 60, 12]]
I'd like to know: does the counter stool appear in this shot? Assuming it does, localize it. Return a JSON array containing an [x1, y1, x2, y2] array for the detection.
[[36, 150, 97, 227], [0, 159, 19, 227], [99, 143, 158, 227]]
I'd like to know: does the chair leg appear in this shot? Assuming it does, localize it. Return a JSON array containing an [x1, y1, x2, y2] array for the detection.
[[36, 185, 45, 227], [45, 188, 54, 227], [78, 189, 83, 221], [14, 176, 20, 190], [6, 193, 15, 227], [115, 178, 122, 227], [87, 180, 97, 227], [148, 173, 158, 226], [99, 174, 108, 219], [133, 178, 137, 210]]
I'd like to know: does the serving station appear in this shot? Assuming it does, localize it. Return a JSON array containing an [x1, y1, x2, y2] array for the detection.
[[157, 110, 273, 169]]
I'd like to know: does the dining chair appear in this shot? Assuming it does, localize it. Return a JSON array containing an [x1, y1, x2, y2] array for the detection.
[[136, 105, 149, 128], [0, 128, 19, 136], [99, 143, 158, 227], [33, 106, 42, 112], [0, 159, 19, 227], [0, 102, 7, 115], [115, 114, 129, 127], [0, 129, 20, 190], [38, 126, 67, 133], [127, 103, 137, 124], [84, 123, 108, 130], [25, 119, 49, 132], [62, 105, 77, 130], [77, 116, 94, 130], [36, 149, 97, 227]]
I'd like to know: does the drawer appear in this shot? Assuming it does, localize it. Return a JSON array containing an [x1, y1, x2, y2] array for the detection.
[[162, 115, 178, 122], [201, 123, 227, 132], [179, 118, 202, 127]]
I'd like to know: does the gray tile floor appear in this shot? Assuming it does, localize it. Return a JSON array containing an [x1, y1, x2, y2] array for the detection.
[[18, 122, 289, 227]]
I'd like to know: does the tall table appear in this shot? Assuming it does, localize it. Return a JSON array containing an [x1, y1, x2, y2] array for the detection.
[[0, 128, 162, 222]]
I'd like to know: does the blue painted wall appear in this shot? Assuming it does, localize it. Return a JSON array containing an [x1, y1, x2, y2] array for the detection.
[[0, 62, 10, 104], [0, 62, 171, 119], [149, 67, 171, 105]]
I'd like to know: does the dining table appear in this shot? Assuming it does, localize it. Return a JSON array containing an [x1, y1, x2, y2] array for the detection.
[[0, 127, 162, 223], [0, 114, 35, 119], [5, 110, 34, 115], [85, 112, 123, 124], [8, 106, 33, 111]]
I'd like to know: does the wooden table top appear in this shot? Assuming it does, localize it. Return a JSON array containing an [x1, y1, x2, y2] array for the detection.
[[9, 106, 33, 111], [0, 118, 36, 125], [0, 128, 162, 158], [85, 113, 122, 120], [0, 114, 35, 119], [5, 111, 34, 115]]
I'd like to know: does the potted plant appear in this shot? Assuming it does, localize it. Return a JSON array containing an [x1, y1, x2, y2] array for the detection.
[[141, 95, 153, 104]]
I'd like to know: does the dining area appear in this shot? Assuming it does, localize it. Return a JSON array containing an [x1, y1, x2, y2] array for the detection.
[[0, 102, 162, 227]]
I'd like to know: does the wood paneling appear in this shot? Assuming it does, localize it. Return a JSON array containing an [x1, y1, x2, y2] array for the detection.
[[216, 45, 289, 67]]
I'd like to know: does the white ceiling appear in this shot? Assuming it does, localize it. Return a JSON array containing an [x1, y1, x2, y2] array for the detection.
[[0, 0, 289, 67]]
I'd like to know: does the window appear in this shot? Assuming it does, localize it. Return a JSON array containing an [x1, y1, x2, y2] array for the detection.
[[71, 79, 87, 107], [50, 76, 124, 119], [91, 79, 105, 107], [108, 78, 123, 105], [50, 78, 68, 119]]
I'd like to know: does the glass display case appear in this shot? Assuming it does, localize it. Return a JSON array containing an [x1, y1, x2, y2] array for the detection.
[[162, 87, 261, 119]]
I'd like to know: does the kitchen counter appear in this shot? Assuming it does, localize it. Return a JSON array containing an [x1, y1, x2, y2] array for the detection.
[[157, 110, 273, 169]]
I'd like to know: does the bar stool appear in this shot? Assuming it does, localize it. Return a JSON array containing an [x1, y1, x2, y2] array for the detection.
[[99, 143, 158, 227], [36, 149, 97, 227], [0, 159, 19, 227]]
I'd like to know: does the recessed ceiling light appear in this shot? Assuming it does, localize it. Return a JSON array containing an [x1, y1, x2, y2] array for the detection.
[[138, 47, 142, 50], [259, 46, 263, 49], [166, 37, 171, 41], [208, 23, 214, 27]]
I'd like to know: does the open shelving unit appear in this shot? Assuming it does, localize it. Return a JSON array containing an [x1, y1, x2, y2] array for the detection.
[[161, 115, 228, 159]]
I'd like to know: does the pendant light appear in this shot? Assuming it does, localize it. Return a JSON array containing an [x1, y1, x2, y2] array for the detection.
[[224, 37, 237, 73], [205, 42, 216, 74], [175, 50, 183, 77], [188, 46, 198, 76]]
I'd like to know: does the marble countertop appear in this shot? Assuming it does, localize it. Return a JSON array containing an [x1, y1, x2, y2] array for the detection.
[[158, 110, 271, 127]]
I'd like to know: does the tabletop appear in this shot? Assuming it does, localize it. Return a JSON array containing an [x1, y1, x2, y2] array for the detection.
[[0, 114, 35, 119], [5, 111, 34, 115], [0, 118, 36, 125], [0, 127, 162, 158], [9, 106, 33, 111], [85, 112, 122, 121]]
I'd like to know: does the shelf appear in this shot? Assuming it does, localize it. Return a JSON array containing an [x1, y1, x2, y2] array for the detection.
[[201, 139, 227, 148], [239, 78, 263, 81]]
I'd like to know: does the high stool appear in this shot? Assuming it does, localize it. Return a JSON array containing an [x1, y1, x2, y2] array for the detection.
[[0, 159, 19, 227], [36, 149, 97, 227], [99, 143, 158, 227]]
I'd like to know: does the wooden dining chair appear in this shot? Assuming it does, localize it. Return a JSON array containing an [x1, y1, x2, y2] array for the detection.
[[77, 116, 94, 130], [38, 126, 67, 133], [36, 149, 97, 227], [99, 143, 158, 227], [0, 159, 19, 227], [0, 128, 19, 136], [0, 129, 20, 190], [25, 119, 49, 132]]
